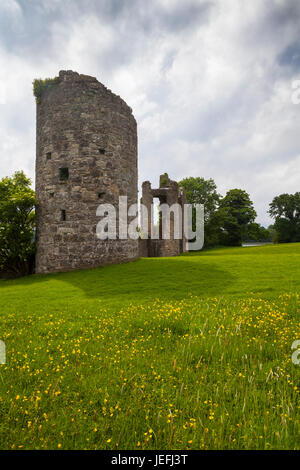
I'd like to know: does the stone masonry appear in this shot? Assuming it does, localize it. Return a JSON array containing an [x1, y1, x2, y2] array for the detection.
[[35, 70, 138, 273], [139, 173, 188, 257]]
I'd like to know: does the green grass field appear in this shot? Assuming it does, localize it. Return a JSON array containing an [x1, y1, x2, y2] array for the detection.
[[0, 243, 299, 449]]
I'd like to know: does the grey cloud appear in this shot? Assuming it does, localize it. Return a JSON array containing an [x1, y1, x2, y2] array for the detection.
[[266, 0, 300, 29], [0, 1, 56, 56], [239, 0, 300, 55], [138, 1, 213, 34], [1, 0, 213, 60], [87, 0, 214, 34], [278, 42, 300, 70]]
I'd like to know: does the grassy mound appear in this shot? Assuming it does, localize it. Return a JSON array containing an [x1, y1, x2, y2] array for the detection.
[[0, 244, 299, 449]]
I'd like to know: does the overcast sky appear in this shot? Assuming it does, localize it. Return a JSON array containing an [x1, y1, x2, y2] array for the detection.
[[0, 0, 300, 226]]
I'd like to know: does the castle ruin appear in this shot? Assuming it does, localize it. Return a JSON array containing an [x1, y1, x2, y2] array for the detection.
[[139, 173, 188, 257], [35, 70, 186, 274]]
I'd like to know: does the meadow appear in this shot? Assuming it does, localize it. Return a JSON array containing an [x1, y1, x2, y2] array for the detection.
[[0, 243, 299, 449]]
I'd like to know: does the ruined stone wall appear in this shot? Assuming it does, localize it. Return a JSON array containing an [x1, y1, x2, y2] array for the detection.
[[35, 70, 138, 273], [140, 174, 187, 257]]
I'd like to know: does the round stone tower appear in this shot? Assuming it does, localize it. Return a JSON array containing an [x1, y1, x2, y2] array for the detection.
[[35, 70, 138, 273]]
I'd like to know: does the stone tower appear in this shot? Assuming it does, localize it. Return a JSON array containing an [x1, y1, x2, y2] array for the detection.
[[35, 70, 138, 273]]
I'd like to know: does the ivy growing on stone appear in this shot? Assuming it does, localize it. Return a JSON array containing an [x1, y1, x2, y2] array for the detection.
[[33, 77, 59, 104]]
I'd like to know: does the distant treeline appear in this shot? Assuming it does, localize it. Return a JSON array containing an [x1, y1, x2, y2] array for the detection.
[[0, 172, 299, 276], [179, 177, 300, 248]]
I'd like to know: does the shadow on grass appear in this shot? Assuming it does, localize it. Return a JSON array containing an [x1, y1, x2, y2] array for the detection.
[[0, 257, 236, 312]]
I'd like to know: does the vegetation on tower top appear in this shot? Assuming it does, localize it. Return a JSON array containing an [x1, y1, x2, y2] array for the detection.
[[33, 77, 59, 104]]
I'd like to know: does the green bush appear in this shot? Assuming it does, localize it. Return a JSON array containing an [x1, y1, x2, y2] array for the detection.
[[33, 77, 59, 104]]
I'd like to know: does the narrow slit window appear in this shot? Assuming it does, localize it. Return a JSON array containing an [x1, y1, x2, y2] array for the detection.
[[61, 210, 66, 221], [59, 167, 69, 181], [50, 192, 54, 198], [98, 192, 105, 199], [99, 148, 105, 155], [46, 152, 52, 160]]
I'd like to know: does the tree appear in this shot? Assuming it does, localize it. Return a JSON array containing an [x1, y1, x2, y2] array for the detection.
[[242, 222, 271, 242], [0, 171, 36, 276], [269, 193, 300, 243], [178, 177, 221, 246], [267, 224, 277, 242], [216, 189, 257, 246]]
